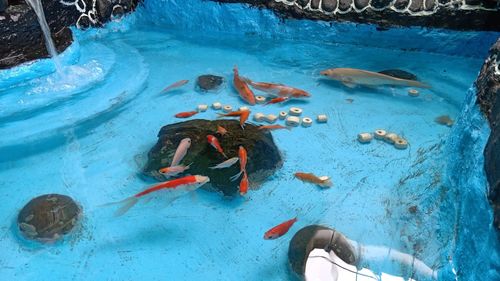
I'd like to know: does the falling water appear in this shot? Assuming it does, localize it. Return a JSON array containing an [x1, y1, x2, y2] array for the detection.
[[25, 0, 63, 74]]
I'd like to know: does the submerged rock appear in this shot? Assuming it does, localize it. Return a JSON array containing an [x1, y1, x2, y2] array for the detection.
[[17, 194, 81, 242], [143, 119, 283, 196], [196, 74, 225, 92]]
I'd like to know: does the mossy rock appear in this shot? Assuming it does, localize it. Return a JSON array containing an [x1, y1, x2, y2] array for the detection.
[[143, 119, 283, 196]]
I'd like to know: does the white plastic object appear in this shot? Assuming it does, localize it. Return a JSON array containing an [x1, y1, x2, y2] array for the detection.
[[408, 89, 419, 97], [286, 116, 300, 127], [239, 106, 250, 112], [394, 137, 409, 149], [384, 133, 399, 144], [279, 111, 288, 120], [358, 133, 373, 144], [197, 104, 208, 112], [302, 117, 313, 127], [212, 102, 222, 110], [289, 107, 303, 116], [256, 96, 266, 104], [374, 129, 387, 140], [266, 114, 278, 124], [223, 105, 233, 113], [317, 114, 328, 123], [253, 113, 266, 122]]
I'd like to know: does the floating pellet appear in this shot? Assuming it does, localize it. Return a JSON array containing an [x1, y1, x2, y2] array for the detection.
[[408, 89, 419, 97], [384, 133, 399, 144], [286, 116, 300, 127], [394, 137, 409, 149], [212, 102, 222, 110], [197, 104, 208, 112], [266, 114, 278, 124], [289, 107, 303, 116], [279, 111, 288, 120], [223, 105, 233, 113], [374, 129, 387, 140], [253, 113, 266, 122], [358, 133, 373, 144], [302, 117, 313, 127], [317, 114, 328, 123], [256, 96, 266, 104]]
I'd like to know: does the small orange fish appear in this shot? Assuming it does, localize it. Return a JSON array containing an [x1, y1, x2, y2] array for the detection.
[[265, 97, 289, 105], [161, 79, 189, 93], [239, 172, 248, 196], [207, 135, 228, 158], [264, 217, 298, 239], [231, 146, 248, 181], [218, 110, 250, 129], [233, 66, 256, 105], [294, 172, 332, 188], [175, 111, 198, 118], [258, 125, 290, 131], [217, 125, 228, 136]]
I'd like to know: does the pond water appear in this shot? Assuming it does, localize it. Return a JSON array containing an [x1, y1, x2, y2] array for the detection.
[[0, 1, 497, 280]]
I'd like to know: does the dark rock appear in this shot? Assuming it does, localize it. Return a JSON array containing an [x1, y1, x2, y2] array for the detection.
[[424, 0, 436, 11], [476, 39, 500, 229], [143, 119, 283, 196], [338, 0, 352, 11], [371, 0, 392, 9], [354, 0, 370, 9], [0, 0, 7, 13], [393, 0, 411, 10], [17, 194, 81, 242], [296, 0, 309, 8], [437, 0, 450, 4], [288, 225, 358, 278], [310, 0, 321, 9], [196, 74, 225, 92], [465, 0, 481, 5], [409, 0, 424, 12], [378, 69, 418, 81], [321, 0, 338, 12]]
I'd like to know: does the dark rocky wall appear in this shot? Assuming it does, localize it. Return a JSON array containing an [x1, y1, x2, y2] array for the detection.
[[0, 0, 138, 69], [213, 0, 500, 31], [476, 39, 500, 229]]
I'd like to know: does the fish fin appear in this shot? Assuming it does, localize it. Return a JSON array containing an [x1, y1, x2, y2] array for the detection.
[[222, 152, 228, 159], [319, 178, 333, 188], [240, 76, 251, 83], [113, 196, 140, 217], [230, 171, 243, 181], [342, 81, 356, 88]]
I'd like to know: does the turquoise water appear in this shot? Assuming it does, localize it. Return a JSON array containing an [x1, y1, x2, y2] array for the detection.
[[0, 1, 499, 280]]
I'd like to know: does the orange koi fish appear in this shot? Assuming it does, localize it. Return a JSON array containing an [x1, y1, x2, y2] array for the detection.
[[161, 79, 189, 93], [218, 110, 250, 129], [265, 96, 289, 105], [158, 164, 191, 178], [207, 135, 228, 158], [233, 66, 256, 105], [231, 146, 247, 181], [217, 125, 228, 136], [108, 175, 210, 216], [243, 78, 311, 99], [175, 111, 198, 118], [239, 172, 248, 196], [294, 172, 333, 188], [264, 217, 298, 240], [258, 125, 291, 131]]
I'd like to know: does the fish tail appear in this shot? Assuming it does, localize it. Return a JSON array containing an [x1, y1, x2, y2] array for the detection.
[[407, 80, 432, 89], [319, 178, 333, 188], [230, 171, 243, 181], [222, 152, 228, 159], [114, 196, 140, 217]]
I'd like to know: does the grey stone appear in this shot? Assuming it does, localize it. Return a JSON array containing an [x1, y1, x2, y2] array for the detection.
[[409, 0, 424, 12], [371, 0, 392, 9], [354, 0, 370, 9], [196, 74, 225, 92], [393, 0, 410, 10], [321, 0, 338, 12], [338, 0, 352, 11], [296, 0, 309, 8], [424, 0, 436, 11], [310, 0, 320, 9], [143, 119, 283, 196], [17, 194, 81, 242]]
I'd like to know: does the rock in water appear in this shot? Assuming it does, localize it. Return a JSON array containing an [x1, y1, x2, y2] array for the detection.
[[196, 75, 225, 92], [17, 194, 81, 242], [378, 69, 418, 81], [143, 119, 283, 196]]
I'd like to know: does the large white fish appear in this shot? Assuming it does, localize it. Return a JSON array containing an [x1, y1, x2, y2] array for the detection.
[[320, 68, 431, 89], [209, 157, 239, 169], [171, 138, 191, 167]]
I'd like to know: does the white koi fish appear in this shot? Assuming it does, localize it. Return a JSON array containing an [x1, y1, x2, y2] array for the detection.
[[209, 157, 239, 169], [171, 138, 191, 167], [320, 68, 431, 89]]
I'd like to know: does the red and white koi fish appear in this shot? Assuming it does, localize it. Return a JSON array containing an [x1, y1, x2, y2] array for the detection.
[[233, 66, 256, 105], [230, 146, 247, 181], [239, 171, 248, 196], [170, 138, 191, 167], [218, 110, 250, 129], [264, 217, 298, 240], [217, 125, 228, 136], [320, 68, 431, 89], [243, 78, 311, 98], [158, 164, 191, 178], [265, 96, 289, 105], [207, 135, 228, 158], [258, 125, 291, 131], [161, 79, 189, 93], [175, 111, 198, 118], [209, 157, 239, 169], [108, 175, 210, 216]]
